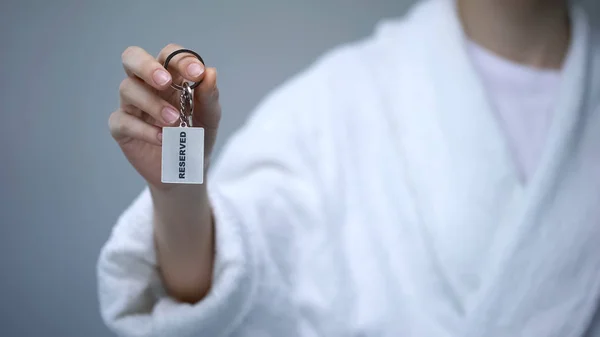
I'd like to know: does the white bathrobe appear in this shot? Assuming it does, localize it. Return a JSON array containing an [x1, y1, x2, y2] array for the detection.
[[97, 0, 600, 336]]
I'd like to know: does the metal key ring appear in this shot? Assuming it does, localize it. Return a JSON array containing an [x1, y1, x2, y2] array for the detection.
[[163, 49, 205, 91]]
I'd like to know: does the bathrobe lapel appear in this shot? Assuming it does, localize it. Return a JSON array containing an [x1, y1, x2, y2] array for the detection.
[[461, 7, 600, 337], [378, 0, 600, 334]]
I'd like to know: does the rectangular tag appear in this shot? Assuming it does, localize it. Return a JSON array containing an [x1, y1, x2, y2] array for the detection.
[[161, 127, 204, 184]]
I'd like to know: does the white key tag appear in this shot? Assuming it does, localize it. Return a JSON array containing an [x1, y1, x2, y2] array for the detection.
[[161, 125, 204, 184], [161, 49, 206, 184]]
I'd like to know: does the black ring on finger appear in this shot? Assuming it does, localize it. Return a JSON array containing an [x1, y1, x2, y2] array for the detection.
[[163, 49, 205, 91]]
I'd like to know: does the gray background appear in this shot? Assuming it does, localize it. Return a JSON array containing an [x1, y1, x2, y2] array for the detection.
[[0, 1, 598, 336]]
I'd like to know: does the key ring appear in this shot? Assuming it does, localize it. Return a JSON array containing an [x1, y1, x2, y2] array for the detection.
[[179, 81, 194, 127], [163, 49, 205, 91]]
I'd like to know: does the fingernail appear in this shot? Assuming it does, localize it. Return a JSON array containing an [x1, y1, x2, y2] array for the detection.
[[161, 107, 179, 124], [187, 63, 204, 77], [153, 69, 171, 86], [157, 132, 163, 142]]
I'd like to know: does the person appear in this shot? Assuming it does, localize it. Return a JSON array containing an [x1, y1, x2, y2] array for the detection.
[[98, 0, 600, 335]]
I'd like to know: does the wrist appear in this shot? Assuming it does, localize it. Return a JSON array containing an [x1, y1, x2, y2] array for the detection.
[[149, 182, 208, 203]]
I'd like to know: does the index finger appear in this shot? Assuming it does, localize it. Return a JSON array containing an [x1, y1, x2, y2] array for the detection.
[[121, 46, 173, 90], [157, 44, 206, 85]]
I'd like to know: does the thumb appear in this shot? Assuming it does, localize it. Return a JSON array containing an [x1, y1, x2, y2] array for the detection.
[[192, 67, 221, 130], [192, 67, 221, 159]]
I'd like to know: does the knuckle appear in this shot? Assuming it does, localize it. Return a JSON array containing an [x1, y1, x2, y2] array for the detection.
[[160, 43, 181, 58], [118, 77, 133, 95], [121, 46, 140, 62], [211, 86, 220, 101], [108, 111, 122, 135], [164, 43, 181, 52], [116, 118, 130, 136], [109, 111, 131, 138], [141, 58, 158, 73]]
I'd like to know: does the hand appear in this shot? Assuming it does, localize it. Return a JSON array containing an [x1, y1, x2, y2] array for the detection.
[[109, 44, 221, 189]]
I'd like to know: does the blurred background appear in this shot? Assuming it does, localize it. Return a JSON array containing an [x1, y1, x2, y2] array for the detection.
[[0, 0, 599, 336]]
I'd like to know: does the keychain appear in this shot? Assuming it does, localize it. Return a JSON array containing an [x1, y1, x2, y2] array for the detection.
[[161, 49, 205, 184]]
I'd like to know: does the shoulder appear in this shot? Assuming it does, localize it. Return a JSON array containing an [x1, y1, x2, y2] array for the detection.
[[258, 16, 413, 116], [291, 1, 437, 108], [309, 18, 411, 86], [245, 1, 432, 134]]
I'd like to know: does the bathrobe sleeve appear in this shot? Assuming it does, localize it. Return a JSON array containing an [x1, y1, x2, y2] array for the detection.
[[97, 58, 332, 337]]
